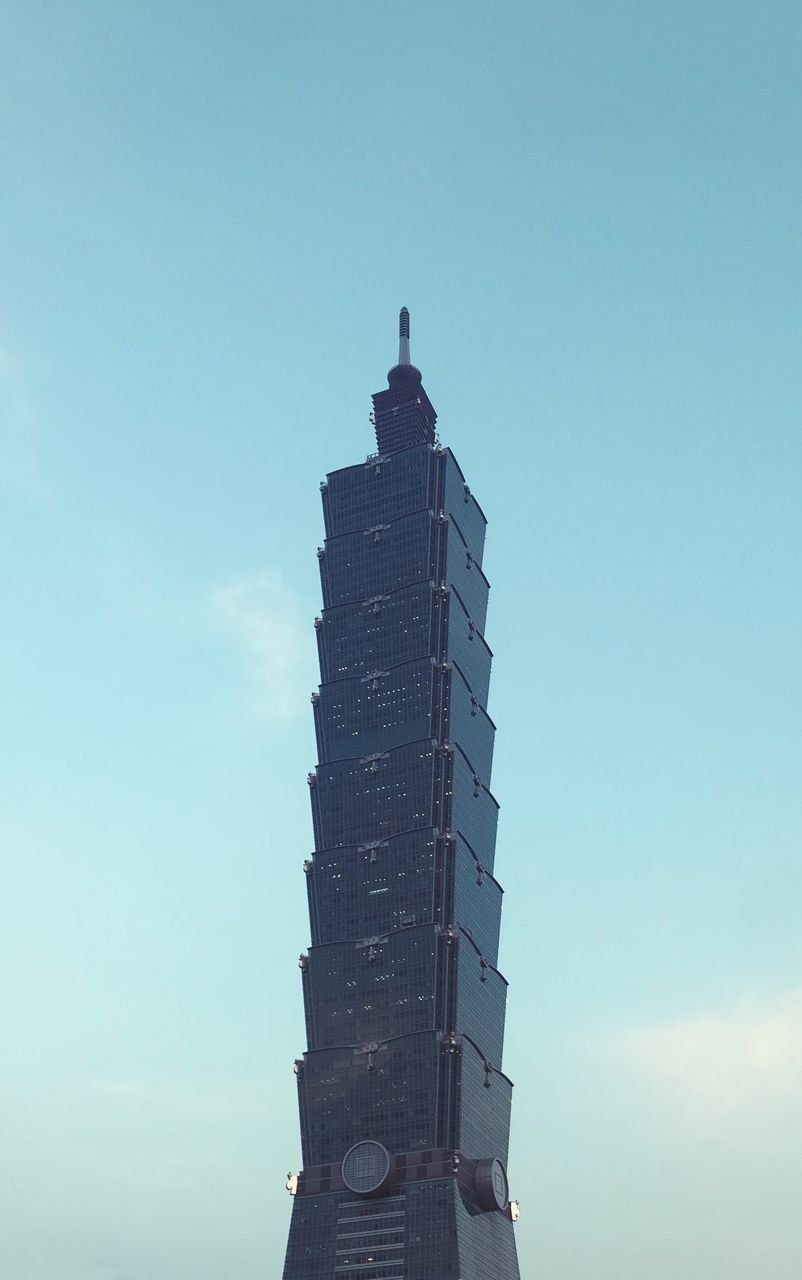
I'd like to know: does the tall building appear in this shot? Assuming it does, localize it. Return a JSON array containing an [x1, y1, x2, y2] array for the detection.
[[282, 311, 521, 1280]]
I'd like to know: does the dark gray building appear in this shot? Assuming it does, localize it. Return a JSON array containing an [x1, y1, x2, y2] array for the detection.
[[282, 310, 521, 1280]]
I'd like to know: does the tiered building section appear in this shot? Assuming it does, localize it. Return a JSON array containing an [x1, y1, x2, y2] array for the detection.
[[282, 310, 521, 1280]]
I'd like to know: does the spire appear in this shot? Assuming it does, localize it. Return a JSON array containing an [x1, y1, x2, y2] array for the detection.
[[386, 306, 421, 391], [373, 307, 437, 453], [398, 306, 411, 366]]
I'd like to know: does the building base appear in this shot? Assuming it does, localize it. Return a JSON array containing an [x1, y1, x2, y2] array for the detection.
[[283, 1176, 520, 1280]]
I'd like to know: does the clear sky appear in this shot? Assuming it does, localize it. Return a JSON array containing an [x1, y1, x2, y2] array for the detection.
[[1, 3, 801, 1278]]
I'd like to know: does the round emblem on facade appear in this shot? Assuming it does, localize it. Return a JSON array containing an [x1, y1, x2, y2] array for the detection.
[[474, 1157, 510, 1212], [341, 1140, 393, 1197]]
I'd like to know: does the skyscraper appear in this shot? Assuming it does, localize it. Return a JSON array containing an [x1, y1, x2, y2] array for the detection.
[[282, 310, 521, 1280]]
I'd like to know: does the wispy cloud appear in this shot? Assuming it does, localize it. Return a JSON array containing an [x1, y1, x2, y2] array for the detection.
[[87, 1260, 133, 1280], [0, 343, 49, 500], [210, 571, 312, 722], [96, 1076, 247, 1124], [0, 1068, 272, 1280], [614, 989, 802, 1123]]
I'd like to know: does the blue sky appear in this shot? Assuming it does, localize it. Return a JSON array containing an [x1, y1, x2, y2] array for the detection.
[[1, 2, 801, 1277]]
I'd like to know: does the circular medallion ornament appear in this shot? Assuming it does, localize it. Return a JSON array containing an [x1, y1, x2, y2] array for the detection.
[[341, 1140, 393, 1197], [474, 1157, 510, 1212]]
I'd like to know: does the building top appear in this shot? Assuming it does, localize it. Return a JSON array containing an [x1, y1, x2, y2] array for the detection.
[[372, 307, 438, 454]]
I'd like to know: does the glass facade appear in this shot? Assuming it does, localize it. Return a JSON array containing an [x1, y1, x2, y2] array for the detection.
[[283, 316, 520, 1278]]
